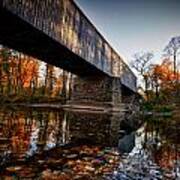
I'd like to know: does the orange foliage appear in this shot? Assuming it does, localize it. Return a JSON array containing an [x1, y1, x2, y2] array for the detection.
[[52, 77, 63, 97], [10, 116, 31, 155], [152, 58, 179, 90], [0, 50, 39, 89], [20, 56, 39, 88], [154, 145, 179, 170]]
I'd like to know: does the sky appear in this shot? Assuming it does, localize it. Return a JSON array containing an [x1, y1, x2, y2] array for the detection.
[[75, 0, 180, 66]]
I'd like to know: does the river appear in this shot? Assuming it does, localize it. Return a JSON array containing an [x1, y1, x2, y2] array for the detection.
[[0, 106, 179, 179]]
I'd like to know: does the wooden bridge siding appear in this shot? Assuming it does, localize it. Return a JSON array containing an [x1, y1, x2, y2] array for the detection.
[[1, 0, 137, 92]]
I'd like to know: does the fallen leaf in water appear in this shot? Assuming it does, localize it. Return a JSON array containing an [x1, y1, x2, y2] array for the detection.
[[6, 166, 22, 172], [84, 165, 95, 172], [66, 154, 78, 159]]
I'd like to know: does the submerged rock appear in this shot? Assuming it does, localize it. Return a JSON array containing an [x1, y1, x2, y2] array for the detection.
[[118, 132, 135, 153]]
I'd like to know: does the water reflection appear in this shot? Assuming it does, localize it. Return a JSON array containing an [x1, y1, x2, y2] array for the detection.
[[108, 115, 180, 180], [0, 107, 124, 179], [0, 108, 122, 164], [144, 116, 180, 177], [0, 107, 179, 179]]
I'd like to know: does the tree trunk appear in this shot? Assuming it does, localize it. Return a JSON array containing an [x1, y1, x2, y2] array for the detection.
[[44, 64, 54, 96], [62, 70, 67, 101], [173, 51, 177, 77], [17, 53, 22, 95]]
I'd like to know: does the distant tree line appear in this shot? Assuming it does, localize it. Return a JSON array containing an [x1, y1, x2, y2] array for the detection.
[[0, 45, 73, 103]]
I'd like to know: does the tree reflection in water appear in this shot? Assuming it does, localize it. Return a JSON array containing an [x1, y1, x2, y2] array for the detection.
[[108, 115, 180, 180], [0, 107, 121, 179], [145, 116, 180, 177], [0, 107, 179, 179]]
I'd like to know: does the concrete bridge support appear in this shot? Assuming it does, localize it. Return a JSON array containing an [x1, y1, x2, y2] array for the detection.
[[69, 75, 122, 109]]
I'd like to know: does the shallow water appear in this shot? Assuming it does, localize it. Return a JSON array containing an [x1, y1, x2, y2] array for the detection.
[[0, 107, 179, 179]]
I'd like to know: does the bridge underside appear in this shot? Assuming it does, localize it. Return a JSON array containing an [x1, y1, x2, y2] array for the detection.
[[0, 8, 104, 77], [0, 7, 137, 110]]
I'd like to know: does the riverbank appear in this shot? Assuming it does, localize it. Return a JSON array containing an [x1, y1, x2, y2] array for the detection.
[[0, 94, 66, 104]]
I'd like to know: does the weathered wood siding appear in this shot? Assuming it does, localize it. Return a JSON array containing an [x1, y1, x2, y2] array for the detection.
[[1, 0, 137, 91]]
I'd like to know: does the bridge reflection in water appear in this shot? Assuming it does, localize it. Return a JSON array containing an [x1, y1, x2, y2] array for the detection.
[[0, 107, 179, 179], [0, 107, 129, 178], [0, 107, 125, 162]]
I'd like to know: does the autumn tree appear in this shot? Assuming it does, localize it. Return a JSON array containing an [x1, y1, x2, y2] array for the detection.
[[0, 46, 40, 97], [20, 55, 39, 95], [0, 47, 12, 95], [44, 64, 55, 96], [150, 58, 180, 103], [61, 70, 73, 101]]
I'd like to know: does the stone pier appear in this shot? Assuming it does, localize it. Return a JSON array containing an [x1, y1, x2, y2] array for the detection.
[[69, 75, 122, 110]]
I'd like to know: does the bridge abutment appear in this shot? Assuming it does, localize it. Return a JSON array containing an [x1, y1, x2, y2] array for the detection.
[[69, 75, 122, 110]]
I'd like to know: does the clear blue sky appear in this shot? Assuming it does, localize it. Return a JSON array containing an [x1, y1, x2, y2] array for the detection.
[[75, 0, 180, 65]]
